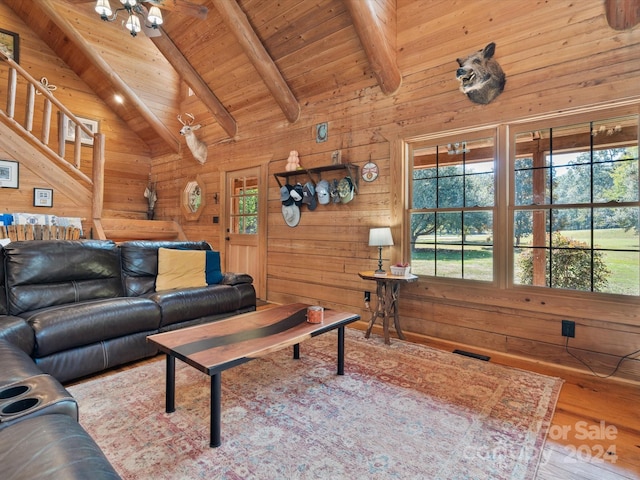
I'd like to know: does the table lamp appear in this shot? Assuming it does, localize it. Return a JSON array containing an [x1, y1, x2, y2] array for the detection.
[[369, 227, 394, 274]]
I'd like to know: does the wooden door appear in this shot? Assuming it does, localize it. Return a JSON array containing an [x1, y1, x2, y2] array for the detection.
[[224, 167, 265, 299]]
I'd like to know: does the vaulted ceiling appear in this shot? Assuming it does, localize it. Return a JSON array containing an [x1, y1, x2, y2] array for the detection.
[[5, 0, 401, 156], [5, 0, 635, 158]]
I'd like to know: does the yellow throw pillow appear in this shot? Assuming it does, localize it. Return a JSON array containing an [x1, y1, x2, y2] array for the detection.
[[155, 248, 207, 291]]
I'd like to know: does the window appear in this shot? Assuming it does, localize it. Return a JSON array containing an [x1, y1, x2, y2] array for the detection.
[[405, 110, 640, 297], [409, 135, 496, 281], [512, 115, 639, 295], [229, 175, 258, 234]]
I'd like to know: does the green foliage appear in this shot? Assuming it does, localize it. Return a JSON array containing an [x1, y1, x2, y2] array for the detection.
[[411, 164, 493, 246], [518, 232, 611, 292]]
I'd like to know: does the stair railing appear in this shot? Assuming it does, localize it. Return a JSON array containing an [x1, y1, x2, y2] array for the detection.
[[0, 49, 104, 187]]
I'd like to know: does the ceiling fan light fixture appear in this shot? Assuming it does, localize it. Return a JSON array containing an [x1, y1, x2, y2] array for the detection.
[[147, 6, 164, 27], [125, 13, 141, 36], [95, 0, 163, 37], [95, 0, 113, 18]]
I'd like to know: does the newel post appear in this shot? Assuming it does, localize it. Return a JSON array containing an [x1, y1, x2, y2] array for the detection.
[[92, 132, 106, 221]]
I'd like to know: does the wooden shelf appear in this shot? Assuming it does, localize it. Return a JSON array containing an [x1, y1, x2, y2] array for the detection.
[[273, 163, 359, 193]]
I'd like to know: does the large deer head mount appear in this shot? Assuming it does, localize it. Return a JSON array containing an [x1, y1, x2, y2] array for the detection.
[[178, 113, 208, 164]]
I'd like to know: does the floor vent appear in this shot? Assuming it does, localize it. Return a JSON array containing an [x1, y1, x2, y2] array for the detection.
[[452, 350, 490, 361]]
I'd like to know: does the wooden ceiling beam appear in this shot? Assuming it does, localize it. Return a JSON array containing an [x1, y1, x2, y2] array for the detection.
[[605, 0, 640, 30], [343, 0, 402, 95], [150, 31, 238, 138], [210, 0, 300, 123], [8, 0, 180, 153]]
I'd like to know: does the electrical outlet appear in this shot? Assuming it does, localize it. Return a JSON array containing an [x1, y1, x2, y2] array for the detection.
[[364, 291, 371, 302], [562, 320, 576, 338]]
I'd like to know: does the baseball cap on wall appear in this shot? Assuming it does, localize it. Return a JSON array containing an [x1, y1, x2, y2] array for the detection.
[[291, 183, 304, 206], [316, 179, 330, 205], [338, 176, 355, 203], [280, 185, 294, 206], [302, 181, 317, 210], [330, 179, 341, 203]]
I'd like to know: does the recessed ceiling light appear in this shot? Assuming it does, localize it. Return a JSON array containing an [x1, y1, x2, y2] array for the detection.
[[114, 94, 124, 104]]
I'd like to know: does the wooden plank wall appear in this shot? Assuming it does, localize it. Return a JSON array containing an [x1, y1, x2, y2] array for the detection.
[[1, 1, 639, 383], [173, 0, 640, 383], [0, 3, 155, 233]]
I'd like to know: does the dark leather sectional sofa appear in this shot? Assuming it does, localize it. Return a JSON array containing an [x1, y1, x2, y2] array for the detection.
[[0, 239, 256, 479]]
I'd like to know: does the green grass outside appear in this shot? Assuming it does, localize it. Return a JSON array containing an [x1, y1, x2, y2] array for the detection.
[[411, 228, 639, 295]]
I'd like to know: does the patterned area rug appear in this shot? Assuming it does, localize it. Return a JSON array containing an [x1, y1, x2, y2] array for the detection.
[[68, 328, 563, 479]]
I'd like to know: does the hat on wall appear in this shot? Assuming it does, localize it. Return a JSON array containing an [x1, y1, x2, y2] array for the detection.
[[330, 179, 341, 203], [280, 185, 294, 206], [292, 183, 304, 206], [282, 204, 300, 227], [316, 179, 330, 205], [338, 176, 355, 203], [302, 181, 317, 211]]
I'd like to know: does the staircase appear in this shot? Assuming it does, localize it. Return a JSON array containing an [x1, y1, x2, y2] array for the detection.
[[0, 50, 185, 242]]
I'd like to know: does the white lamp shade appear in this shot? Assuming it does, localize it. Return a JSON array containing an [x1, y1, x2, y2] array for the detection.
[[95, 0, 113, 16], [125, 13, 142, 33], [147, 6, 163, 26], [120, 0, 137, 6], [369, 227, 394, 247]]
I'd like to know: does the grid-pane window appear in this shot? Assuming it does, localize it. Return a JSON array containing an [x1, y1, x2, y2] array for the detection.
[[513, 115, 640, 295], [229, 176, 258, 234], [409, 137, 496, 281]]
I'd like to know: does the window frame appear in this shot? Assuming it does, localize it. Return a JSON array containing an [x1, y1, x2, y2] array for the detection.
[[507, 107, 639, 296], [405, 127, 500, 286], [402, 105, 640, 300]]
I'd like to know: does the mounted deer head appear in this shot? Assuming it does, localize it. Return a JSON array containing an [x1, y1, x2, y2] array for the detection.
[[177, 113, 207, 164]]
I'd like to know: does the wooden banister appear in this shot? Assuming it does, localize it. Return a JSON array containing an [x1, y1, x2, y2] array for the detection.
[[0, 50, 100, 174], [0, 49, 106, 221]]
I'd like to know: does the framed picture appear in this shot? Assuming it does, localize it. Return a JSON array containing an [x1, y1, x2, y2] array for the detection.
[[0, 160, 19, 188], [33, 188, 53, 207], [0, 28, 19, 64], [64, 115, 98, 145]]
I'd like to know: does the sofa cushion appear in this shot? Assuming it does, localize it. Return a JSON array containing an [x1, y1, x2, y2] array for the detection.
[[0, 414, 121, 479], [155, 248, 207, 291], [20, 298, 161, 358], [4, 240, 123, 315], [150, 284, 242, 328], [205, 250, 224, 284], [120, 240, 211, 296]]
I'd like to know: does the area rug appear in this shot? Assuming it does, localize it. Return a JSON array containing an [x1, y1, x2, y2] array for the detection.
[[67, 328, 563, 479]]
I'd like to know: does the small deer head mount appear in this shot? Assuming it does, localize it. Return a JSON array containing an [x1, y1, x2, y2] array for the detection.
[[177, 113, 208, 164]]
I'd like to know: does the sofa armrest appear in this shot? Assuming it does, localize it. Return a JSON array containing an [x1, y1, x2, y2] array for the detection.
[[220, 273, 253, 286], [0, 315, 35, 355], [0, 414, 121, 479]]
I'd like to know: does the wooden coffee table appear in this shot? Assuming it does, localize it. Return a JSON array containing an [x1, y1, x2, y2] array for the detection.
[[146, 303, 360, 447]]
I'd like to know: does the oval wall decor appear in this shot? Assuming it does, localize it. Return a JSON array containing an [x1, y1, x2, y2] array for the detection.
[[362, 161, 379, 182]]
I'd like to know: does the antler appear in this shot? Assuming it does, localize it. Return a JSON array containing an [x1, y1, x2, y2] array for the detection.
[[177, 113, 195, 126]]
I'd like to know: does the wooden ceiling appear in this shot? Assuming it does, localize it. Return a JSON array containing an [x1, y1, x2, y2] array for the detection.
[[5, 0, 635, 158], [5, 0, 401, 155]]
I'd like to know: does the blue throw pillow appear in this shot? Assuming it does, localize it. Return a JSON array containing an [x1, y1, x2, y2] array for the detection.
[[205, 250, 224, 284]]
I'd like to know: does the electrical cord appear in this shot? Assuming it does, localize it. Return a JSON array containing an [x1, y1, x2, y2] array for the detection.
[[565, 336, 640, 379]]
